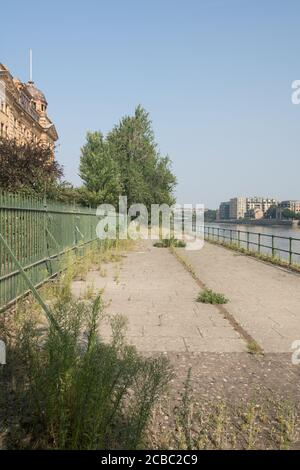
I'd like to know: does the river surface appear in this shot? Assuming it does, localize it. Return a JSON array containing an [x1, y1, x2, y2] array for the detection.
[[204, 222, 300, 265]]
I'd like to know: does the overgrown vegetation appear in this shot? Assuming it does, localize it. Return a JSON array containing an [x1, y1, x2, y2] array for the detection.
[[197, 288, 228, 305], [0, 241, 171, 449], [1, 239, 299, 450]]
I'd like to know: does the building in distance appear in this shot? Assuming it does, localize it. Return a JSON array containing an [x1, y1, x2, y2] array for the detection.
[[0, 63, 58, 150], [218, 196, 278, 221], [279, 200, 300, 213]]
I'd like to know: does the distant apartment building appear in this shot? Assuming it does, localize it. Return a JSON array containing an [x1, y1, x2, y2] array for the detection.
[[229, 197, 247, 219], [246, 197, 277, 214], [219, 201, 230, 220], [218, 196, 278, 220], [279, 200, 300, 213], [0, 63, 58, 149]]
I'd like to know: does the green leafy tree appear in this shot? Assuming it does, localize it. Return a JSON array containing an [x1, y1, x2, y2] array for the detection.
[[107, 105, 176, 208], [0, 137, 62, 193], [79, 131, 123, 206], [204, 209, 217, 222], [281, 208, 297, 219], [264, 205, 278, 219]]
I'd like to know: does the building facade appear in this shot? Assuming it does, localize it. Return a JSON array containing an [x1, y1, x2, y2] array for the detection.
[[279, 200, 300, 213], [246, 197, 277, 214], [229, 197, 247, 219], [0, 63, 58, 148], [219, 201, 230, 220], [218, 196, 279, 220]]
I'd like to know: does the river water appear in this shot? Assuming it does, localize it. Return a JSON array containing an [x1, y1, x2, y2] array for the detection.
[[204, 222, 300, 265]]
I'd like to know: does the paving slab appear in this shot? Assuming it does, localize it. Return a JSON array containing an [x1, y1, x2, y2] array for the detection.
[[71, 241, 246, 353], [180, 243, 300, 352]]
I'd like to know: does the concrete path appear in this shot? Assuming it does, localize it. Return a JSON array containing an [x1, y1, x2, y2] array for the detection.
[[180, 243, 300, 352], [71, 241, 245, 353]]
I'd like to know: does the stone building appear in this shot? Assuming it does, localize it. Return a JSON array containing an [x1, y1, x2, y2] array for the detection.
[[0, 63, 58, 149]]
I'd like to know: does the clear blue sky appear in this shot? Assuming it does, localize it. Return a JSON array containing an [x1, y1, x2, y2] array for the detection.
[[1, 0, 300, 208]]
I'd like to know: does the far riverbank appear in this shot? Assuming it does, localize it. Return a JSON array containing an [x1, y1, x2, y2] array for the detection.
[[215, 219, 299, 227]]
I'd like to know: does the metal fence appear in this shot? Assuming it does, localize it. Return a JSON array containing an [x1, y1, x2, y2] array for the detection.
[[204, 225, 300, 266], [0, 192, 98, 311]]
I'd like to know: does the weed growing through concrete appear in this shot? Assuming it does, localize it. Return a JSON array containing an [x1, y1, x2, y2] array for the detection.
[[247, 340, 262, 355], [197, 288, 228, 305], [153, 237, 186, 248]]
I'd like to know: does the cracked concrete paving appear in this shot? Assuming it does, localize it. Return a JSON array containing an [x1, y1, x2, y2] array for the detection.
[[179, 242, 300, 353], [71, 241, 246, 353]]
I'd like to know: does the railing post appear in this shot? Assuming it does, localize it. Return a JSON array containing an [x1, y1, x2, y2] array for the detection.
[[44, 196, 53, 276], [258, 233, 261, 253], [271, 235, 275, 258], [247, 231, 249, 251], [74, 204, 79, 254], [289, 237, 292, 266]]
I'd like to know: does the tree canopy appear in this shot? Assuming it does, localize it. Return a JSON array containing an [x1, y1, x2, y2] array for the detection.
[[0, 137, 62, 193], [79, 106, 176, 208]]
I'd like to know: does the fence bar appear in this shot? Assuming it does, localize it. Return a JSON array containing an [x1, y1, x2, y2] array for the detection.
[[203, 225, 300, 268], [0, 231, 61, 332], [0, 192, 99, 312]]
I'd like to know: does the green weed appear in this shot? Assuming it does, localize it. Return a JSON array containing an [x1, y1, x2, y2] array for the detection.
[[197, 288, 228, 305]]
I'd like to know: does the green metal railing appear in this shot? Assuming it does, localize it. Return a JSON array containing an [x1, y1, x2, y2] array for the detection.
[[204, 225, 300, 267], [0, 192, 99, 312]]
